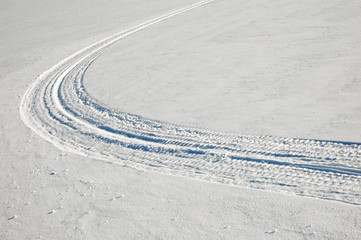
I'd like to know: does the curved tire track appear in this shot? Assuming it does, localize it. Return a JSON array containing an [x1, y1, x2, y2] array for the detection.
[[20, 0, 361, 204]]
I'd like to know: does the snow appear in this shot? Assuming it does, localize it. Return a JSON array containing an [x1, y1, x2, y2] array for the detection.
[[86, 0, 361, 142], [1, 0, 361, 239]]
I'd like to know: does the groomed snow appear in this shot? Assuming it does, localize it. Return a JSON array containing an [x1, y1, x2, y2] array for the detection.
[[1, 0, 361, 239]]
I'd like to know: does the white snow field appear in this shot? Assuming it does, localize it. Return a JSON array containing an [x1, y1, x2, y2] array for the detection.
[[1, 0, 361, 239]]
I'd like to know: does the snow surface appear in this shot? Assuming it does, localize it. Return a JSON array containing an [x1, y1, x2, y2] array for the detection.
[[1, 0, 361, 239], [86, 0, 361, 142]]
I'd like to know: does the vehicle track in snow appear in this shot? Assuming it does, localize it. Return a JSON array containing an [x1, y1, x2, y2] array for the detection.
[[20, 0, 361, 204]]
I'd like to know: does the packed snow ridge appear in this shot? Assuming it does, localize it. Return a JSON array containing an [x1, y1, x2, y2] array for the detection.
[[20, 0, 361, 204]]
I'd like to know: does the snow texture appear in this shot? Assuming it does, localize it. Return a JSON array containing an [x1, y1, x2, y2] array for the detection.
[[1, 0, 361, 239], [19, 0, 361, 205]]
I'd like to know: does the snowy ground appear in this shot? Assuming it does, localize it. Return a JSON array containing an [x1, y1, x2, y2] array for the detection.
[[1, 0, 361, 239], [86, 0, 361, 142]]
